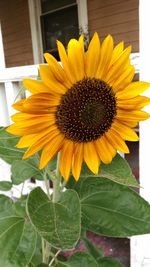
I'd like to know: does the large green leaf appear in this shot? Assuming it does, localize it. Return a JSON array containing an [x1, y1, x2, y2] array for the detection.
[[11, 157, 43, 185], [100, 154, 138, 187], [0, 181, 12, 191], [98, 257, 124, 267], [0, 194, 37, 267], [0, 127, 23, 164], [27, 188, 81, 250], [68, 252, 99, 267], [82, 237, 103, 263], [69, 177, 150, 237], [80, 154, 138, 187], [36, 264, 49, 267], [55, 262, 70, 267]]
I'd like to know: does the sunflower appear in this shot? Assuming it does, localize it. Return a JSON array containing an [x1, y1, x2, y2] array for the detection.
[[7, 33, 150, 181]]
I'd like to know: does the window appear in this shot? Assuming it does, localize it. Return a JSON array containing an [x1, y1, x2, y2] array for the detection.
[[40, 0, 79, 60]]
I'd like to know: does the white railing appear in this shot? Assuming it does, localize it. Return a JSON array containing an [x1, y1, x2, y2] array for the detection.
[[0, 64, 39, 126]]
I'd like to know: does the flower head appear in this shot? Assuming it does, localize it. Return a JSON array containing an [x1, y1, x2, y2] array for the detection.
[[7, 33, 150, 181]]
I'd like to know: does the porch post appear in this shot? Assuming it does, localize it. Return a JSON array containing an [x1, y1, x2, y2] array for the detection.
[[0, 22, 5, 69], [131, 1, 150, 266]]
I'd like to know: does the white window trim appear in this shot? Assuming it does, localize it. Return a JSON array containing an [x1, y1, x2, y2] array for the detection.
[[77, 0, 89, 37], [0, 22, 5, 69], [28, 0, 44, 64], [28, 0, 88, 63]]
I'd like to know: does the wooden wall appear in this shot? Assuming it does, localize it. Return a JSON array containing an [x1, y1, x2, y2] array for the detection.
[[0, 0, 34, 67], [87, 0, 139, 52]]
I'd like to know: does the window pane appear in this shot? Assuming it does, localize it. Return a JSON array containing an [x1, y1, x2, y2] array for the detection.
[[41, 0, 76, 13], [41, 5, 79, 59]]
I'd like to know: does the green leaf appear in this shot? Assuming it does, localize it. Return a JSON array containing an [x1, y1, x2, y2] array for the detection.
[[55, 262, 70, 267], [99, 256, 124, 267], [82, 237, 103, 263], [0, 127, 24, 164], [68, 252, 99, 267], [0, 181, 12, 191], [100, 154, 138, 187], [69, 177, 150, 237], [80, 154, 138, 187], [36, 264, 49, 267], [29, 235, 42, 267], [0, 194, 37, 267], [27, 188, 81, 250], [11, 157, 43, 185]]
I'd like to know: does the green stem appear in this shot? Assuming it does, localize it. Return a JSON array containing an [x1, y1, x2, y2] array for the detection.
[[53, 152, 61, 203], [49, 250, 61, 266], [43, 171, 51, 199]]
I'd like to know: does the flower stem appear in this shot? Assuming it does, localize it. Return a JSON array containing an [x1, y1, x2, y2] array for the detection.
[[43, 170, 51, 199], [53, 152, 61, 203], [49, 250, 61, 266]]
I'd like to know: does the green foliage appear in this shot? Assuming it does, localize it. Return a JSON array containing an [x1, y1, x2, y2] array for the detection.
[[0, 194, 37, 267], [68, 177, 150, 237], [68, 252, 99, 267], [0, 127, 149, 266], [80, 153, 139, 187], [36, 264, 49, 267], [82, 237, 103, 263], [27, 188, 81, 250], [0, 127, 23, 164], [98, 256, 124, 267], [11, 157, 43, 184], [0, 181, 12, 191]]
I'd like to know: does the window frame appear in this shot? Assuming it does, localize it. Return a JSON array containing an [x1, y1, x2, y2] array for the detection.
[[28, 0, 88, 64]]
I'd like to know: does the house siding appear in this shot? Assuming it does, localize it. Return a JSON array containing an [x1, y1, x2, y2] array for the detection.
[[87, 0, 139, 52], [0, 0, 34, 67]]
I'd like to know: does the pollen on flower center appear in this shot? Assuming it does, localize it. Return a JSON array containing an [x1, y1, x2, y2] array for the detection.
[[55, 78, 117, 142]]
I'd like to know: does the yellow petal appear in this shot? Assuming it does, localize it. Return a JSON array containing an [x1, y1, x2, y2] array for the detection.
[[116, 82, 150, 99], [78, 35, 85, 55], [112, 65, 135, 92], [105, 128, 129, 154], [12, 99, 25, 111], [11, 113, 55, 123], [116, 109, 150, 121], [44, 53, 71, 88], [59, 140, 74, 181], [72, 143, 83, 181], [84, 142, 99, 174], [12, 97, 57, 114], [95, 35, 114, 79], [57, 40, 76, 84], [116, 119, 138, 128], [117, 96, 150, 109], [23, 93, 61, 108], [7, 121, 53, 135], [109, 41, 124, 66], [40, 134, 64, 169], [40, 64, 67, 94], [23, 127, 60, 159], [85, 32, 101, 77], [95, 135, 116, 164], [112, 121, 139, 141], [16, 127, 54, 148], [17, 134, 38, 148], [67, 39, 85, 81], [105, 46, 131, 83], [23, 79, 51, 94]]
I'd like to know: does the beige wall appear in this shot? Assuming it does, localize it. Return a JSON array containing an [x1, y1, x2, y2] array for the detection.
[[0, 0, 34, 67], [87, 0, 139, 52]]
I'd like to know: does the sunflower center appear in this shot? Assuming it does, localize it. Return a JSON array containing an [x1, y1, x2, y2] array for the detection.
[[56, 78, 117, 142]]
